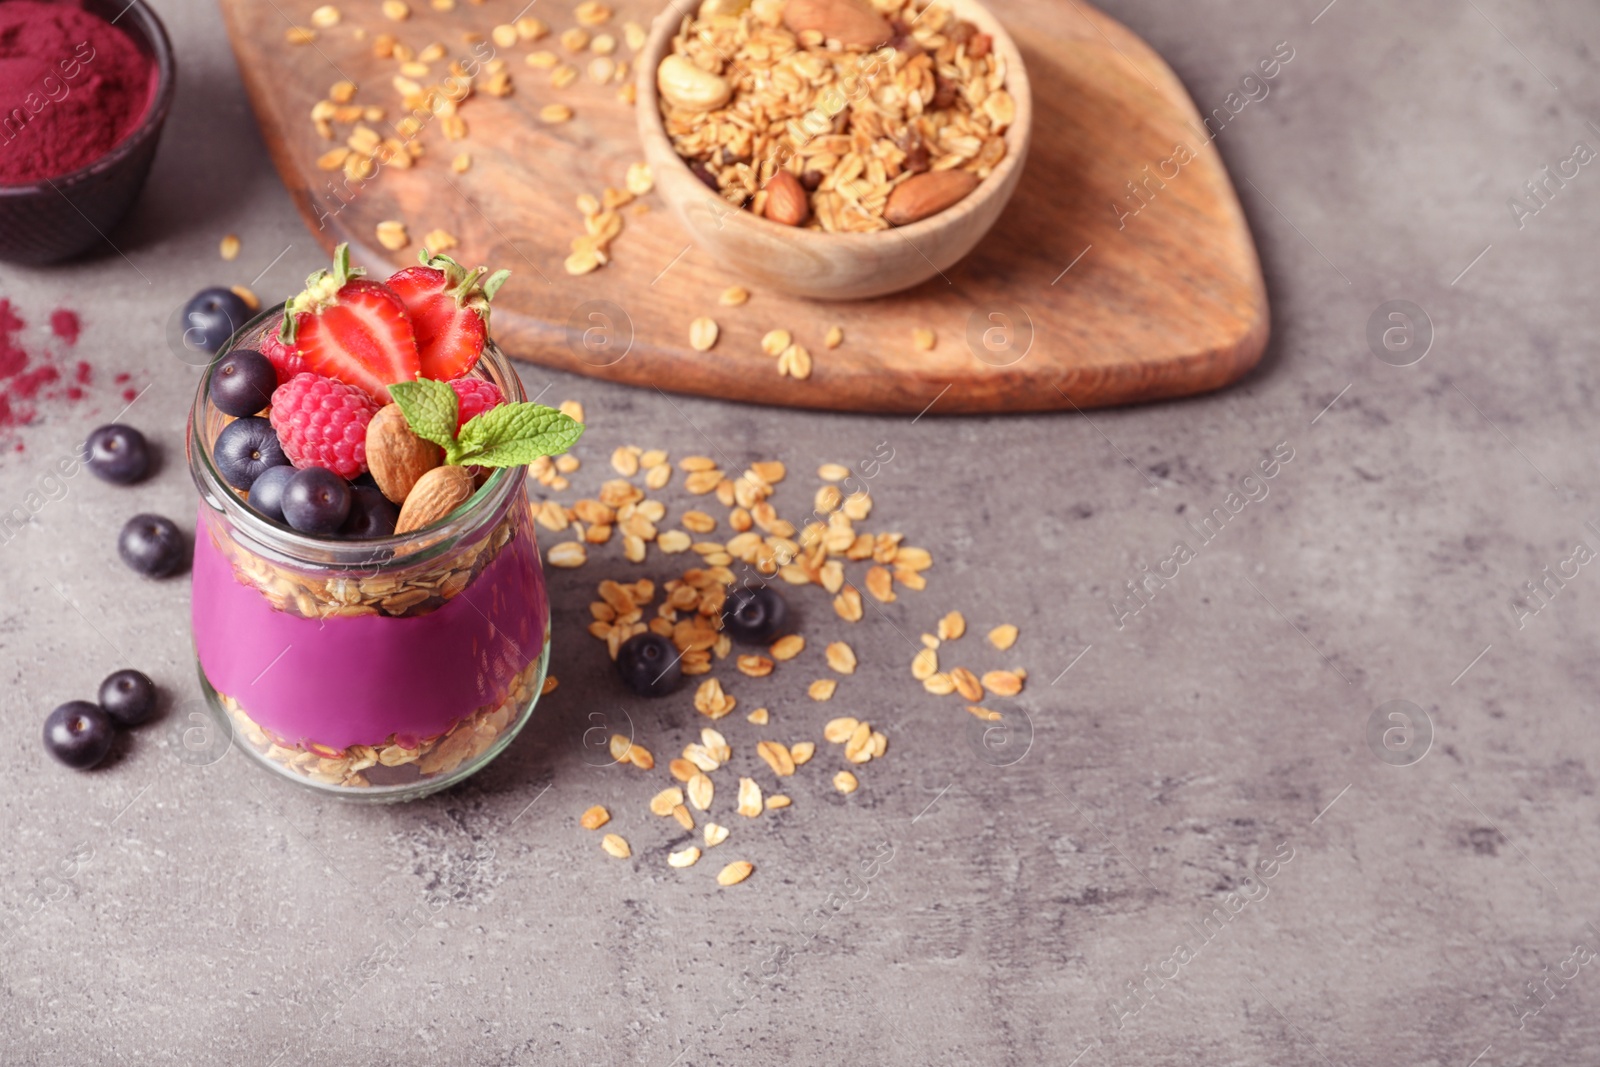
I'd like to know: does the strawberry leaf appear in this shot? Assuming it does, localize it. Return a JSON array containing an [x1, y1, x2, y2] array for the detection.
[[389, 378, 460, 452], [455, 402, 584, 468]]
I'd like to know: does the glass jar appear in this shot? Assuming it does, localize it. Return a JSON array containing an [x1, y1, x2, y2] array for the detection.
[[186, 305, 550, 801]]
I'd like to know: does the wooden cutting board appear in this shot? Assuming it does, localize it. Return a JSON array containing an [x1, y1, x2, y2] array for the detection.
[[219, 0, 1267, 414]]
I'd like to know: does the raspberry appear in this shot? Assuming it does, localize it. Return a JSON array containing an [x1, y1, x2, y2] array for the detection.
[[450, 378, 505, 430], [259, 331, 307, 386], [269, 372, 378, 479]]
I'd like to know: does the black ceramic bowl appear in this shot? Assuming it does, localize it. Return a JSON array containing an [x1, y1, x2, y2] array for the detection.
[[0, 0, 176, 265]]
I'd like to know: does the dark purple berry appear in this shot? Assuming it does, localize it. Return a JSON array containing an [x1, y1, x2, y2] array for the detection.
[[340, 484, 399, 539], [616, 632, 683, 698], [118, 513, 187, 578], [44, 701, 115, 769], [213, 416, 287, 490], [722, 585, 788, 644], [84, 424, 150, 485], [182, 287, 252, 355], [98, 669, 157, 727], [247, 464, 297, 523], [208, 349, 278, 417], [281, 467, 351, 535]]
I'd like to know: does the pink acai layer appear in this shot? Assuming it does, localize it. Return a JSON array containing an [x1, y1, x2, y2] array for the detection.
[[191, 512, 548, 751]]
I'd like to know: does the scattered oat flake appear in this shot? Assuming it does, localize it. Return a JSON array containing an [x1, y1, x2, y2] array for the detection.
[[610, 446, 640, 476], [823, 717, 859, 744], [423, 228, 458, 251], [541, 103, 574, 123], [375, 220, 409, 251], [601, 833, 631, 858], [575, 0, 611, 25], [937, 611, 967, 641], [825, 641, 856, 674], [625, 161, 654, 195], [689, 316, 720, 351], [789, 741, 815, 764], [766, 795, 791, 810], [381, 0, 409, 19], [703, 822, 729, 847], [580, 805, 611, 829], [231, 286, 260, 312], [548, 541, 587, 567], [967, 705, 1002, 721], [777, 343, 812, 379], [717, 860, 754, 886], [451, 153, 472, 173], [668, 846, 701, 868], [649, 787, 685, 816], [310, 4, 341, 26], [834, 770, 858, 794], [808, 679, 837, 701], [950, 667, 983, 702], [756, 740, 795, 777], [824, 325, 844, 349], [865, 566, 895, 603], [286, 26, 316, 44], [219, 234, 240, 261], [988, 624, 1018, 650], [760, 329, 791, 356], [912, 327, 936, 350], [983, 669, 1025, 696], [719, 285, 749, 307], [559, 400, 585, 421], [818, 463, 850, 481], [687, 772, 714, 811], [736, 777, 763, 817], [770, 634, 805, 661]]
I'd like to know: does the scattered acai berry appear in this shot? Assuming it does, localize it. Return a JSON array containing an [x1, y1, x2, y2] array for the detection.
[[257, 332, 307, 385], [616, 632, 683, 698], [98, 669, 157, 727], [340, 484, 400, 539], [84, 424, 150, 485], [182, 287, 253, 355], [269, 371, 378, 480], [43, 701, 116, 769], [281, 466, 351, 534], [118, 513, 187, 578], [722, 585, 789, 644], [208, 349, 278, 417], [213, 415, 288, 490], [247, 463, 297, 523], [449, 377, 505, 430]]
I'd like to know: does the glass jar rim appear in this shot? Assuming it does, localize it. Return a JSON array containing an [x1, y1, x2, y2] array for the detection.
[[186, 301, 527, 570]]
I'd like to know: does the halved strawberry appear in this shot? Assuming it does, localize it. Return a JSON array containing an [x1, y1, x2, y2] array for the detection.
[[386, 250, 510, 380], [280, 244, 421, 403]]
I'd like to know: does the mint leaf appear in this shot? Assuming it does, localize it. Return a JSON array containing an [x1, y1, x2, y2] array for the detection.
[[455, 403, 584, 468], [389, 379, 460, 452]]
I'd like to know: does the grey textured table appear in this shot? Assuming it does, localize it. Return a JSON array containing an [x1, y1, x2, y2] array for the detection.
[[3, 0, 1598, 1063]]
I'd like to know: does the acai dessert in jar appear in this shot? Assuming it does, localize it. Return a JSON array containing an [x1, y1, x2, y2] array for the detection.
[[186, 245, 581, 799]]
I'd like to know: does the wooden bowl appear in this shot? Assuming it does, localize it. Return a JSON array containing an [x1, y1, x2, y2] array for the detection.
[[635, 0, 1032, 300]]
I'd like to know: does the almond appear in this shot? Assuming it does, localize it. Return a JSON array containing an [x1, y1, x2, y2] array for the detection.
[[395, 464, 475, 534], [781, 0, 892, 49], [883, 170, 980, 226], [763, 169, 810, 226], [366, 404, 444, 504]]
